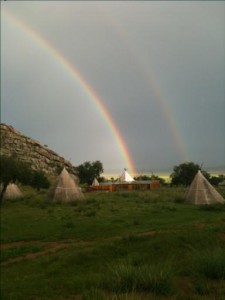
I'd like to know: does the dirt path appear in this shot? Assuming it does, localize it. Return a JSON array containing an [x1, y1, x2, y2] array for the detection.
[[0, 231, 151, 266], [0, 239, 94, 266], [0, 240, 60, 250], [0, 225, 219, 266], [1, 243, 70, 266]]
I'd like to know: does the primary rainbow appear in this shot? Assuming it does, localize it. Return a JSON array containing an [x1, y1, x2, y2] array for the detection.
[[3, 10, 136, 175]]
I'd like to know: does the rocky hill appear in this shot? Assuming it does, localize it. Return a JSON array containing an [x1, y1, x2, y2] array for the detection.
[[0, 123, 77, 176]]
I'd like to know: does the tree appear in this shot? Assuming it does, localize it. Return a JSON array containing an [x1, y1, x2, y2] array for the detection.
[[134, 174, 166, 185], [0, 155, 50, 203], [31, 170, 50, 190], [170, 162, 210, 186], [76, 160, 104, 185], [134, 175, 151, 181], [151, 175, 166, 185], [0, 155, 31, 202], [209, 174, 225, 186]]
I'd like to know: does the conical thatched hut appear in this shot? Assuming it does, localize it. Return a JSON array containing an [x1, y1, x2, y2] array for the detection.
[[48, 168, 84, 202], [2, 183, 23, 200], [186, 170, 225, 205]]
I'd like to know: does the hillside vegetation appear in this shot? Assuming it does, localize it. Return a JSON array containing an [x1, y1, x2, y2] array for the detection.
[[1, 187, 225, 299]]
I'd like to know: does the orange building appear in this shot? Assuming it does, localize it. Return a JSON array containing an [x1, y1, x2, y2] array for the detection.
[[86, 180, 160, 192]]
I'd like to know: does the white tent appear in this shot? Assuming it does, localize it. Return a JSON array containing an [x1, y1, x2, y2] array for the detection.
[[118, 168, 134, 182], [2, 183, 23, 200], [186, 170, 225, 205], [48, 168, 84, 202], [92, 178, 100, 186]]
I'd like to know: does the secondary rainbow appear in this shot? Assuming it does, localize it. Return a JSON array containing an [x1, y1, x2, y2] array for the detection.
[[101, 10, 188, 162], [3, 10, 136, 175]]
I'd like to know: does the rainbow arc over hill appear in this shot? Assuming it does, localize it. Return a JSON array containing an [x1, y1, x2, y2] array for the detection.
[[3, 10, 136, 175]]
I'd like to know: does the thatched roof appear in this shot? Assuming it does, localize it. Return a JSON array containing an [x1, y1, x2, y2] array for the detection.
[[186, 170, 224, 205], [2, 183, 23, 199], [48, 168, 84, 202]]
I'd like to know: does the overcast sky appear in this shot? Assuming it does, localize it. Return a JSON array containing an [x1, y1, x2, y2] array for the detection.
[[1, 1, 225, 176]]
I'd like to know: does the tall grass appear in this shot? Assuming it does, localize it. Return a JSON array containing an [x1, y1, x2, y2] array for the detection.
[[185, 245, 225, 296], [2, 187, 225, 299], [104, 260, 174, 295], [191, 247, 225, 280], [82, 288, 106, 300]]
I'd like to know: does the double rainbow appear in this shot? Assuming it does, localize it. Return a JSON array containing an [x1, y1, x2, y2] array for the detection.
[[3, 8, 188, 176]]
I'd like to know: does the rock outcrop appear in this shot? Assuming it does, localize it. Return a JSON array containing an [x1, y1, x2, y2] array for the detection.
[[0, 123, 77, 176]]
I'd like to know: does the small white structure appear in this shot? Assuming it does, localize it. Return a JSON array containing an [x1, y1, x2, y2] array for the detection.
[[92, 178, 100, 186], [186, 170, 225, 205]]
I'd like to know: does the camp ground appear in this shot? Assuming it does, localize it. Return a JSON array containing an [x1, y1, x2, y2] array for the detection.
[[1, 166, 225, 299], [87, 169, 160, 192], [1, 1, 225, 298]]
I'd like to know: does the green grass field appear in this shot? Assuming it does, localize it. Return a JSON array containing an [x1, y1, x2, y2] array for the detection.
[[1, 187, 225, 299]]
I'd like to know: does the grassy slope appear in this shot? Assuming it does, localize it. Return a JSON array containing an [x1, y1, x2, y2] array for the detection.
[[1, 187, 225, 299]]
